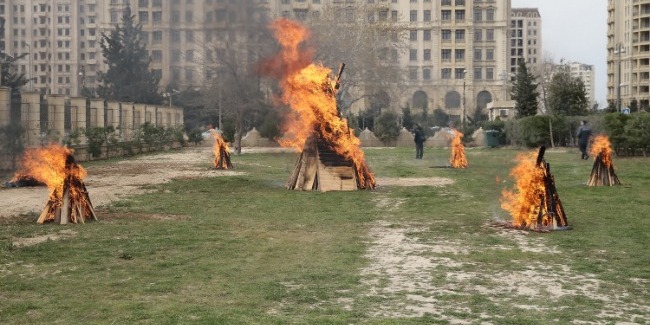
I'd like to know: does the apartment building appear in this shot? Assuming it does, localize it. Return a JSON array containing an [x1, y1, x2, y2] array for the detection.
[[607, 0, 650, 110], [271, 0, 511, 121], [567, 61, 596, 109], [509, 7, 541, 74]]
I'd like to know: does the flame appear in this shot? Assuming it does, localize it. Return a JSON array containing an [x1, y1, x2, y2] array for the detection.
[[500, 151, 550, 229], [590, 134, 613, 167], [13, 144, 86, 202], [212, 131, 231, 169], [259, 18, 375, 188], [449, 128, 468, 168]]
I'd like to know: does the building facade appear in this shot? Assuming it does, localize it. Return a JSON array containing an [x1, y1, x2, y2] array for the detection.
[[607, 0, 650, 110], [567, 61, 596, 109], [509, 8, 541, 74]]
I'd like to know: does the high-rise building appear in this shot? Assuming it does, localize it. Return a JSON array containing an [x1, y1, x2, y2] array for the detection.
[[567, 61, 596, 108], [509, 8, 541, 74], [269, 0, 511, 121], [607, 0, 650, 111]]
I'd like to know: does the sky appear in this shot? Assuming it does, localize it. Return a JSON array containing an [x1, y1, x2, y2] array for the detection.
[[512, 0, 608, 106]]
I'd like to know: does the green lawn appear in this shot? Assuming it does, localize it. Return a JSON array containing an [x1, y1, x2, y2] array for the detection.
[[1, 147, 648, 324]]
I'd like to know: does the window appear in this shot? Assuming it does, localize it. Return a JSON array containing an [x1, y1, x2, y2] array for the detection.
[[153, 12, 162, 23], [423, 30, 431, 41], [474, 68, 482, 79], [409, 49, 417, 61], [151, 50, 162, 62], [455, 29, 465, 41], [140, 31, 149, 42], [172, 11, 180, 23], [391, 10, 398, 21], [186, 11, 193, 22], [152, 0, 162, 6], [442, 29, 451, 41], [474, 9, 482, 21], [441, 10, 451, 21], [442, 68, 451, 79], [172, 50, 181, 62], [423, 10, 431, 21], [423, 49, 431, 61], [486, 49, 494, 60], [139, 11, 148, 23], [410, 30, 417, 41], [379, 10, 388, 21], [410, 10, 417, 22], [455, 49, 465, 60], [409, 68, 417, 80], [186, 50, 194, 62], [474, 29, 482, 41], [139, 0, 148, 7], [153, 31, 163, 43], [442, 0, 451, 5], [171, 31, 181, 42], [486, 8, 494, 21], [186, 31, 194, 42], [441, 49, 451, 61], [185, 69, 193, 82], [486, 29, 494, 41], [486, 68, 494, 80], [474, 49, 482, 60], [423, 68, 431, 80], [455, 68, 466, 79], [455, 10, 465, 21]]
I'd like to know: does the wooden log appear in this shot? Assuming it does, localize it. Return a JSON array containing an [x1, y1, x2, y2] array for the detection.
[[37, 201, 52, 224], [60, 189, 70, 224]]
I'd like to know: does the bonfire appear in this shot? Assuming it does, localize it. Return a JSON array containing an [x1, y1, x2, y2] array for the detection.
[[259, 18, 375, 191], [14, 144, 97, 224], [212, 131, 232, 170], [500, 146, 568, 231], [587, 135, 621, 186], [449, 128, 468, 168]]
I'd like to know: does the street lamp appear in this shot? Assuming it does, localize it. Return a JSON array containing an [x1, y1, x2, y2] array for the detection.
[[163, 89, 180, 107], [462, 69, 467, 129], [22, 42, 32, 91], [615, 43, 625, 112]]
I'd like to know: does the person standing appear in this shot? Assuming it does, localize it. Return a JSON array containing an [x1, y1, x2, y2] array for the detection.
[[413, 123, 426, 159], [576, 120, 592, 160]]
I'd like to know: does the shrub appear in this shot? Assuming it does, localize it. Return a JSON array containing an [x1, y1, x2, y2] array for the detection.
[[373, 111, 401, 142]]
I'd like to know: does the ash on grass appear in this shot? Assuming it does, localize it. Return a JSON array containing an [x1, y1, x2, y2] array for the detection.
[[357, 220, 649, 323]]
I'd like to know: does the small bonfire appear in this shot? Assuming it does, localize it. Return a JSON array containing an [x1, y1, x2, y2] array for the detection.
[[259, 18, 375, 191], [14, 144, 97, 224], [212, 131, 232, 170], [449, 128, 468, 168], [499, 146, 568, 231], [587, 135, 621, 186]]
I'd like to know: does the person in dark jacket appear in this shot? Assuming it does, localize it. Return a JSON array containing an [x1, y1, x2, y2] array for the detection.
[[576, 120, 592, 160], [413, 124, 426, 159]]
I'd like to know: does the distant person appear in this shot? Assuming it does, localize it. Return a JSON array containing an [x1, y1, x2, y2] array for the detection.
[[413, 123, 426, 159], [576, 120, 592, 160]]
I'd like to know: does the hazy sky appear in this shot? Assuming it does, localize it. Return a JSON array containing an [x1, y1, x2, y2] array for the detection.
[[512, 0, 608, 105]]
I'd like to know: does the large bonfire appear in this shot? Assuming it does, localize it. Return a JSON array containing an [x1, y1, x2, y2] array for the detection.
[[500, 146, 568, 231], [449, 128, 468, 168], [14, 144, 97, 224], [587, 134, 621, 186], [258, 18, 375, 190]]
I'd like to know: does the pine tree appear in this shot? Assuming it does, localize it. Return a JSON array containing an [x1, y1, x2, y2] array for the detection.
[[511, 61, 539, 118], [0, 53, 29, 90], [97, 5, 161, 104]]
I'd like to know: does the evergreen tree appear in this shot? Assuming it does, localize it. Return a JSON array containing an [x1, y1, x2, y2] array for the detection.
[[1, 53, 29, 90], [97, 5, 161, 104], [511, 61, 539, 118], [547, 68, 589, 116]]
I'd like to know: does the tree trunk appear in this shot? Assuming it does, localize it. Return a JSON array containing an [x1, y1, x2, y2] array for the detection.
[[548, 117, 555, 148], [234, 117, 243, 155]]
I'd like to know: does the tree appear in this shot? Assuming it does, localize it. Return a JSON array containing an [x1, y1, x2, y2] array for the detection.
[[547, 66, 589, 116], [511, 61, 539, 118], [374, 111, 400, 142], [199, 0, 274, 154], [307, 3, 408, 114], [97, 5, 161, 104], [1, 52, 29, 90], [401, 106, 414, 130]]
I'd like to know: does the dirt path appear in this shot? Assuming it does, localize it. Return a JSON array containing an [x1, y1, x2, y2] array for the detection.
[[0, 147, 247, 218]]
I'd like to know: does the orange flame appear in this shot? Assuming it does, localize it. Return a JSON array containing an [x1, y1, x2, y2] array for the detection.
[[212, 131, 231, 169], [259, 18, 375, 188], [590, 134, 613, 167], [500, 151, 548, 229], [13, 144, 86, 201], [449, 129, 468, 168]]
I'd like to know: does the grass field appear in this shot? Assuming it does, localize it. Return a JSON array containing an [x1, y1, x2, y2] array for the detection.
[[1, 147, 648, 324]]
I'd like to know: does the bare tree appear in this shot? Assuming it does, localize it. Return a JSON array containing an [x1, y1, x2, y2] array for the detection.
[[198, 1, 275, 154], [307, 3, 408, 114]]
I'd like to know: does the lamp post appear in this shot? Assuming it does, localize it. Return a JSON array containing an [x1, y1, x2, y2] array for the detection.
[[22, 42, 33, 91], [615, 43, 625, 112], [163, 89, 179, 107], [462, 69, 467, 129]]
